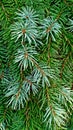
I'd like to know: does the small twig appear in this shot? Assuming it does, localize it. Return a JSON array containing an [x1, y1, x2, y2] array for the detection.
[[60, 52, 71, 78]]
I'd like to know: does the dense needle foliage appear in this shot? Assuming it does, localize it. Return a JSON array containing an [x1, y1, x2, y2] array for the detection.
[[0, 0, 73, 130]]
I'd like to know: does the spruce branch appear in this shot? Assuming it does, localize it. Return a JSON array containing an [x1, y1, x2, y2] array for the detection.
[[0, 1, 73, 130]]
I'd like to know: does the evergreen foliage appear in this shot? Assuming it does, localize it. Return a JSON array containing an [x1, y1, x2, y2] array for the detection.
[[0, 0, 73, 130]]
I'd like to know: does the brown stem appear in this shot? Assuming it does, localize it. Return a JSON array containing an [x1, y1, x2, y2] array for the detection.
[[60, 52, 71, 78]]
